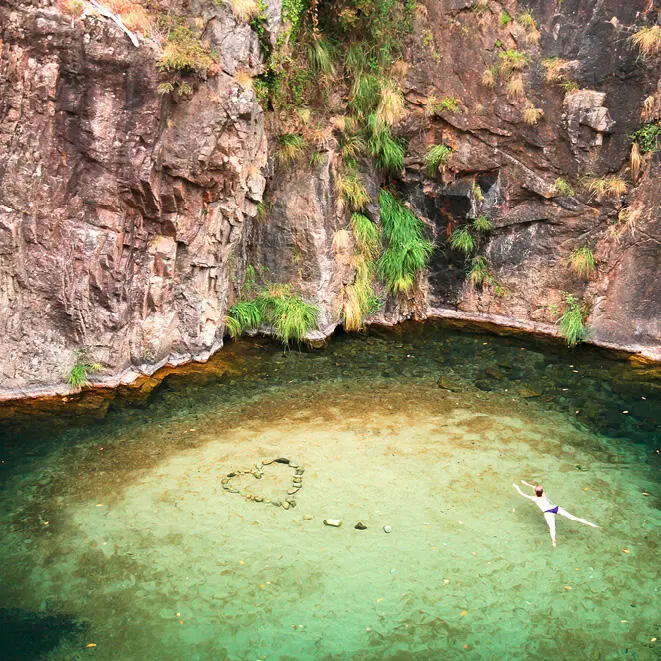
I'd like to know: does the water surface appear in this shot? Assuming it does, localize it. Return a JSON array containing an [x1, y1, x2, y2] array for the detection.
[[1, 323, 659, 660]]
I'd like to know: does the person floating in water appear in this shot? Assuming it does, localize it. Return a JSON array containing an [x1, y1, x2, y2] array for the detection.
[[513, 480, 599, 547]]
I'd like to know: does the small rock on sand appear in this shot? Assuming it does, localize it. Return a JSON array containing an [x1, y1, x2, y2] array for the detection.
[[324, 519, 342, 527], [383, 525, 392, 534], [355, 521, 368, 530]]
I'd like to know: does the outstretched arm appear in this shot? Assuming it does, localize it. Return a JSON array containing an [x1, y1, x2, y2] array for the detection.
[[521, 480, 536, 489], [513, 483, 536, 501]]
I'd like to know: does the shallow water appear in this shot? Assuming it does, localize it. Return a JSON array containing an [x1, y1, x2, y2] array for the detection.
[[1, 323, 659, 660]]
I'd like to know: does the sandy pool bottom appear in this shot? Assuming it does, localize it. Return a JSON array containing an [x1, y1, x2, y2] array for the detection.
[[1, 379, 659, 660]]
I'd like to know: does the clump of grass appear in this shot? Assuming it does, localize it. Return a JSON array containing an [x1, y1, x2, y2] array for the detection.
[[349, 73, 382, 118], [498, 49, 529, 76], [641, 95, 655, 120], [340, 133, 366, 167], [157, 82, 175, 95], [542, 57, 570, 83], [471, 180, 484, 203], [449, 226, 476, 255], [468, 255, 490, 287], [343, 257, 377, 331], [157, 20, 215, 76], [553, 177, 575, 197], [517, 11, 540, 45], [276, 133, 305, 165], [225, 285, 319, 344], [506, 74, 525, 99], [631, 25, 661, 58], [500, 9, 512, 26], [482, 67, 497, 87], [424, 144, 453, 176], [473, 214, 492, 232], [556, 293, 588, 347], [224, 300, 263, 337], [376, 80, 405, 126], [584, 175, 628, 200], [106, 0, 152, 32], [338, 173, 370, 211], [378, 189, 433, 293], [365, 113, 405, 172], [522, 103, 543, 125], [351, 213, 381, 259], [332, 229, 351, 253], [630, 141, 642, 180], [307, 37, 335, 76], [428, 96, 461, 115], [568, 246, 596, 279], [230, 0, 260, 21], [68, 352, 102, 390]]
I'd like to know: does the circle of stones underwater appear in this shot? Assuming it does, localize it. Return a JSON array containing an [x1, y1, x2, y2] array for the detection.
[[220, 457, 303, 510]]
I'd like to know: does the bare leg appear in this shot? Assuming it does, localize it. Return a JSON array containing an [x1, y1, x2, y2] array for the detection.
[[557, 507, 599, 528], [544, 512, 557, 547]]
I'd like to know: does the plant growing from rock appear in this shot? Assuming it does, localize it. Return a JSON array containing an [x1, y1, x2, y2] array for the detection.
[[338, 172, 370, 211], [552, 177, 575, 197], [498, 49, 528, 76], [351, 213, 381, 259], [376, 80, 405, 126], [68, 352, 102, 390], [516, 11, 540, 45], [555, 293, 588, 347], [424, 144, 452, 176], [472, 214, 492, 232], [584, 175, 628, 200], [482, 66, 497, 87], [428, 96, 461, 115], [506, 74, 525, 100], [631, 121, 661, 154], [276, 133, 306, 164], [449, 226, 476, 255], [377, 189, 433, 293], [365, 113, 405, 172], [568, 247, 596, 279], [631, 25, 661, 58], [157, 18, 216, 76], [542, 57, 570, 83], [468, 255, 490, 287], [229, 0, 260, 22], [225, 283, 319, 344], [522, 103, 543, 125]]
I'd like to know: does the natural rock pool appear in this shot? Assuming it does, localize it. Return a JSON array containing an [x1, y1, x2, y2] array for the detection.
[[1, 323, 659, 660]]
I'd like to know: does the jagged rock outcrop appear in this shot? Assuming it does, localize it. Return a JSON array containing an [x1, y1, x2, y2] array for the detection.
[[0, 0, 659, 400], [0, 0, 268, 396]]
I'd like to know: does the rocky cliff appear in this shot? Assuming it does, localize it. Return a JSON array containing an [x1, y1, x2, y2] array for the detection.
[[1, 0, 660, 399]]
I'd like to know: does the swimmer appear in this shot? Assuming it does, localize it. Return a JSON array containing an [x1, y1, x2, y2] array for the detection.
[[513, 480, 599, 547]]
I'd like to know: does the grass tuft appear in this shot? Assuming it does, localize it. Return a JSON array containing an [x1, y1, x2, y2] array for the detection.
[[365, 113, 405, 172], [630, 141, 642, 180], [308, 37, 335, 76], [338, 173, 370, 211], [522, 103, 543, 125], [482, 67, 497, 87], [224, 300, 263, 337], [68, 353, 102, 390], [553, 177, 575, 197], [568, 246, 595, 279], [276, 133, 305, 165], [468, 255, 490, 287], [424, 144, 452, 176], [378, 189, 433, 293], [556, 293, 588, 347], [584, 175, 628, 200], [631, 25, 661, 58], [473, 214, 492, 232], [351, 213, 381, 259], [157, 21, 215, 75], [449, 226, 476, 255], [506, 74, 525, 99], [376, 80, 405, 126], [332, 229, 351, 253]]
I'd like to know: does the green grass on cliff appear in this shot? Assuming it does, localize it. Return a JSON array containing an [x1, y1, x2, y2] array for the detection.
[[377, 189, 433, 294], [351, 213, 381, 259], [156, 19, 215, 75], [424, 144, 452, 176], [449, 226, 476, 255], [556, 293, 588, 348], [68, 353, 102, 390], [225, 284, 319, 344]]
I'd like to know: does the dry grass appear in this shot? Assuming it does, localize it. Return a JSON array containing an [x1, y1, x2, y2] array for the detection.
[[376, 80, 405, 126], [630, 141, 642, 180], [522, 103, 543, 125], [331, 115, 347, 132], [482, 67, 496, 87], [296, 107, 312, 125], [310, 126, 333, 149], [332, 229, 351, 253], [585, 175, 629, 200], [390, 60, 410, 79], [612, 207, 642, 238], [631, 25, 661, 57], [517, 12, 540, 45], [234, 69, 254, 89], [506, 74, 525, 100], [542, 57, 570, 83], [230, 0, 260, 22], [106, 0, 152, 32], [58, 0, 84, 17], [641, 95, 655, 120]]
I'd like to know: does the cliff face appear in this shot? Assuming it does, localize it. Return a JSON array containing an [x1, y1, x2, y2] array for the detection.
[[0, 0, 660, 398]]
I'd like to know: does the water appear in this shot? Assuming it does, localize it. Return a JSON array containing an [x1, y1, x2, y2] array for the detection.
[[1, 322, 659, 660]]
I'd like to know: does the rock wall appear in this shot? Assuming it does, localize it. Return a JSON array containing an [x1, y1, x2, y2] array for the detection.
[[0, 0, 660, 399]]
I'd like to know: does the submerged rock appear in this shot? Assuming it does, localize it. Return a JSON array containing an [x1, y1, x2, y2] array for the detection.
[[383, 525, 392, 534], [324, 519, 342, 527], [355, 521, 368, 530]]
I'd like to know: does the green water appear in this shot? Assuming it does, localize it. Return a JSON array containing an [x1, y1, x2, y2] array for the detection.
[[1, 322, 659, 660]]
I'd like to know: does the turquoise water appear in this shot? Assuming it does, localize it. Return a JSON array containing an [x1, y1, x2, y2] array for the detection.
[[0, 322, 659, 660]]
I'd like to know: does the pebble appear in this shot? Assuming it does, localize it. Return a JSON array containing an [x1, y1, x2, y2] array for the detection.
[[288, 488, 299, 495], [303, 514, 313, 520], [282, 501, 290, 510], [355, 521, 368, 530], [324, 519, 342, 527], [383, 525, 392, 534]]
